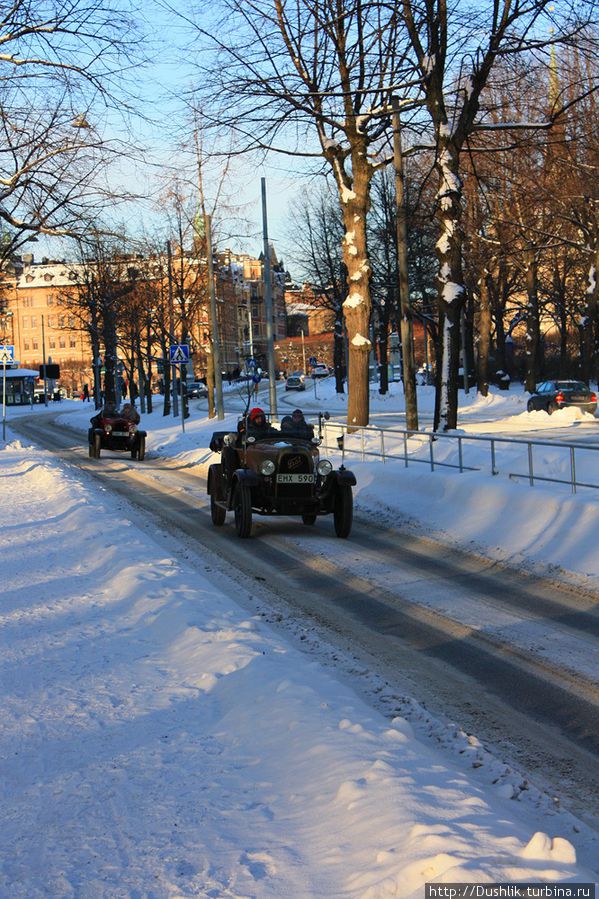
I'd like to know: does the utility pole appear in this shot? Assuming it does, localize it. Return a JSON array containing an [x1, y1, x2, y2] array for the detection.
[[261, 178, 277, 419], [392, 97, 418, 431], [167, 240, 178, 417], [205, 214, 224, 420]]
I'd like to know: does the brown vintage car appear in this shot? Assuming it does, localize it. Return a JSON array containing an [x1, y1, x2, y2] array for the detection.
[[207, 413, 356, 538]]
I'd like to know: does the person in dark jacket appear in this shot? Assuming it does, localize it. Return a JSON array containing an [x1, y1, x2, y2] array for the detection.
[[290, 408, 314, 439]]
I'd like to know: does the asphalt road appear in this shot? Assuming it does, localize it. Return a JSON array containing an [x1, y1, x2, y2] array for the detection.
[[10, 412, 599, 837]]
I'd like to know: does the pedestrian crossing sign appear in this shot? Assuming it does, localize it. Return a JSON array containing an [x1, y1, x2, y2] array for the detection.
[[0, 345, 15, 364], [169, 344, 190, 365]]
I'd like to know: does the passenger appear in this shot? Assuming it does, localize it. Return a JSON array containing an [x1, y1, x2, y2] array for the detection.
[[290, 408, 314, 439], [121, 402, 141, 425], [280, 415, 294, 433]]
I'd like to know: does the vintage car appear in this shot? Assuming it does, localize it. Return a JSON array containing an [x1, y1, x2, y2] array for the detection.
[[207, 413, 356, 538], [88, 408, 147, 460]]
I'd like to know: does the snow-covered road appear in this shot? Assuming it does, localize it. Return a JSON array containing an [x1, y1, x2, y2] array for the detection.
[[3, 393, 599, 896]]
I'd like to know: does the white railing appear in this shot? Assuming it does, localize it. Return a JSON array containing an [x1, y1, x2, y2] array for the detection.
[[322, 421, 599, 494]]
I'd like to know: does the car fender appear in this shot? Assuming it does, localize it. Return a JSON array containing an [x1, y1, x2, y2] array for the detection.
[[335, 469, 356, 487], [227, 468, 259, 510], [136, 429, 147, 438], [234, 468, 260, 488]]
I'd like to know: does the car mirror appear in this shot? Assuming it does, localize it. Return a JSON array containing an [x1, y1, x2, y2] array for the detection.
[[311, 437, 321, 445]]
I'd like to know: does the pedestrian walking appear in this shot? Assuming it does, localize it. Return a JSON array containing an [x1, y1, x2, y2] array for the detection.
[[82, 384, 90, 402]]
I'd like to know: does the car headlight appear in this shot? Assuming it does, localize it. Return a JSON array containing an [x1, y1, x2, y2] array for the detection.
[[317, 459, 332, 477], [104, 424, 112, 433], [129, 423, 137, 433], [260, 459, 275, 476]]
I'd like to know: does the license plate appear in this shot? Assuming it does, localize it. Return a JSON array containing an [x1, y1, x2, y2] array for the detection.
[[276, 473, 315, 484], [111, 431, 129, 437]]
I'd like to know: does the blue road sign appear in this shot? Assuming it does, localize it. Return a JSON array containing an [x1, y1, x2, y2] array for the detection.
[[0, 345, 15, 364], [309, 356, 317, 367], [169, 344, 190, 365]]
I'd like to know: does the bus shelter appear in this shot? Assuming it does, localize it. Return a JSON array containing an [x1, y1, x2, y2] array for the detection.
[[0, 368, 39, 405]]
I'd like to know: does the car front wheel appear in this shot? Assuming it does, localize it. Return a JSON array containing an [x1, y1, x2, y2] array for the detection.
[[93, 433, 102, 458], [333, 485, 353, 538], [527, 400, 534, 413], [136, 435, 146, 461], [234, 483, 252, 538]]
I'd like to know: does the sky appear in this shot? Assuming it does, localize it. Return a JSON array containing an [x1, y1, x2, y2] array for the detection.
[[2, 382, 599, 895]]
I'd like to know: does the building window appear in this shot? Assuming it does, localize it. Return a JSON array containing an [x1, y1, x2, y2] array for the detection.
[[49, 338, 56, 349], [24, 341, 30, 351], [58, 316, 65, 328], [22, 316, 29, 329], [47, 295, 54, 305], [68, 316, 75, 328], [69, 338, 77, 348], [32, 340, 38, 350], [59, 337, 66, 348], [48, 316, 56, 328], [30, 316, 37, 328]]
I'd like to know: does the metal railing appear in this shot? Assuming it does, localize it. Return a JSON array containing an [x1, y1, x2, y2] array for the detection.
[[322, 421, 599, 494]]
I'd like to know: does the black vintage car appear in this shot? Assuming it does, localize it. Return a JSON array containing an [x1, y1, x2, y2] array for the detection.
[[207, 414, 356, 538], [88, 408, 147, 460]]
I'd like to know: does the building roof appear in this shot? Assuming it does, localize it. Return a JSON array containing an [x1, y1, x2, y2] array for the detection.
[[0, 368, 39, 378]]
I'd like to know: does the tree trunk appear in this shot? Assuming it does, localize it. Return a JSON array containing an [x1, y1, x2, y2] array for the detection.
[[101, 300, 118, 407], [333, 308, 345, 394], [378, 322, 389, 395], [337, 155, 372, 428], [581, 243, 599, 384], [477, 273, 491, 397], [434, 142, 465, 431], [524, 251, 541, 393], [162, 337, 171, 416]]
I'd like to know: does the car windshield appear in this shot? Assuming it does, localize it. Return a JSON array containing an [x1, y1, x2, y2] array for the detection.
[[556, 381, 587, 391]]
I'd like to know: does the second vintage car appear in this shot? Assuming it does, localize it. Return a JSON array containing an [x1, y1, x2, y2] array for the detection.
[[207, 412, 356, 538], [88, 406, 147, 460]]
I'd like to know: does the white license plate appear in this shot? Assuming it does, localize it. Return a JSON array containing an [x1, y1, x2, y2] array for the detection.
[[111, 431, 129, 437], [276, 473, 315, 484]]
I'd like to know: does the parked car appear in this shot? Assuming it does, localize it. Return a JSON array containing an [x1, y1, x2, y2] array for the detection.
[[207, 413, 356, 538], [285, 375, 306, 392], [311, 364, 330, 378], [88, 407, 147, 460], [526, 380, 597, 415], [186, 381, 208, 399]]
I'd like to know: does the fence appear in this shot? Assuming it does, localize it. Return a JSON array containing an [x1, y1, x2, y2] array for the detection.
[[322, 421, 599, 494]]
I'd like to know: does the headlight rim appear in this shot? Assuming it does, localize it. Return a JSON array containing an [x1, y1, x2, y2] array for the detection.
[[260, 459, 276, 476], [317, 459, 333, 477]]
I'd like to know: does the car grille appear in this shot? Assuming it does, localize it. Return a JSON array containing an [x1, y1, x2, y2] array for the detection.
[[276, 452, 313, 498]]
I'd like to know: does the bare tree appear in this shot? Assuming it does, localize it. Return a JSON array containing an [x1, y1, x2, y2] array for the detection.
[[0, 0, 142, 262], [400, 0, 597, 428], [188, 0, 417, 426], [287, 183, 348, 394]]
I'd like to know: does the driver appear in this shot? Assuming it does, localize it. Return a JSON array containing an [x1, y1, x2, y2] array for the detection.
[[246, 407, 277, 437]]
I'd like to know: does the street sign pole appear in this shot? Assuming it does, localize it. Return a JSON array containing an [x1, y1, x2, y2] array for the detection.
[[2, 357, 6, 441], [0, 345, 15, 440]]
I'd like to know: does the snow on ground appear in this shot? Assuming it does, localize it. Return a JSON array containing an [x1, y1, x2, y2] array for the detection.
[[1, 386, 599, 895]]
